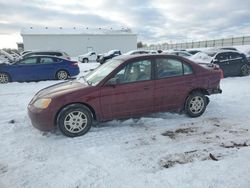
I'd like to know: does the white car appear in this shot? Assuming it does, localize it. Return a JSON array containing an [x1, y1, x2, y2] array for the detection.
[[78, 52, 97, 63]]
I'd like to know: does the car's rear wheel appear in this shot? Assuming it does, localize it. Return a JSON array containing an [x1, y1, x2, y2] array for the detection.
[[82, 58, 89, 63], [185, 92, 207, 117], [57, 104, 92, 137], [240, 64, 249, 76], [56, 70, 68, 80], [0, 73, 10, 84]]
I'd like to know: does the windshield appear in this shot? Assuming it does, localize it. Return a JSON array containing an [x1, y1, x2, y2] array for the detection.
[[85, 59, 123, 86]]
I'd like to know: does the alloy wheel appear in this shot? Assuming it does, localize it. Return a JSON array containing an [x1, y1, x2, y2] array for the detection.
[[57, 70, 68, 80], [64, 111, 88, 133], [189, 96, 205, 114], [0, 73, 9, 83]]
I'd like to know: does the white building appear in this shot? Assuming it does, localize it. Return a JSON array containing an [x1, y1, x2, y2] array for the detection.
[[21, 27, 137, 56]]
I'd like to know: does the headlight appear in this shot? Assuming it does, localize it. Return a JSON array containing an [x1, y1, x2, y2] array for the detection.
[[33, 98, 52, 109]]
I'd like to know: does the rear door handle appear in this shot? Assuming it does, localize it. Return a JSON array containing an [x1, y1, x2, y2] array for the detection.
[[143, 87, 150, 90]]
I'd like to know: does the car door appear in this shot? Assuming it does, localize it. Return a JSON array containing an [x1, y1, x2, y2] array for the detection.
[[100, 59, 154, 120], [227, 52, 244, 76], [154, 58, 195, 112], [213, 52, 230, 76], [37, 57, 58, 80], [12, 57, 39, 81]]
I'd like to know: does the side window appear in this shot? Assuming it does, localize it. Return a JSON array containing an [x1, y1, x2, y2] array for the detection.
[[40, 57, 54, 64], [156, 58, 186, 78], [216, 53, 228, 61], [229, 52, 242, 60], [115, 60, 151, 84], [19, 58, 37, 65], [183, 63, 193, 75]]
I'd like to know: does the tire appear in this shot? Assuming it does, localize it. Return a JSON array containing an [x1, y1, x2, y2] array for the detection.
[[82, 58, 89, 63], [57, 104, 92, 137], [0, 73, 10, 84], [240, 64, 249, 76], [185, 92, 207, 117], [56, 70, 68, 80]]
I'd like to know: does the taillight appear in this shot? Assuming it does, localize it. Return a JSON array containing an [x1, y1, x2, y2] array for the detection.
[[71, 61, 78, 66], [220, 69, 224, 79]]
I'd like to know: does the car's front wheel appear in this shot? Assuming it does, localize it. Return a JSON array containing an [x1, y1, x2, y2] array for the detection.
[[56, 70, 68, 80], [0, 73, 10, 84], [185, 92, 207, 117], [240, 64, 249, 76], [82, 58, 89, 63], [57, 104, 92, 137]]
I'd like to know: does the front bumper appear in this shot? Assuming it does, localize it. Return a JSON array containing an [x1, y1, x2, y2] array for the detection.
[[28, 104, 56, 132]]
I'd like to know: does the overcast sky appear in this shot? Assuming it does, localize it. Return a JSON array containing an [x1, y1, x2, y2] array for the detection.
[[1, 0, 250, 48]]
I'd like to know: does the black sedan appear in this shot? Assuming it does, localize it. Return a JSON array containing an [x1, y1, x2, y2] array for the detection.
[[205, 50, 250, 77]]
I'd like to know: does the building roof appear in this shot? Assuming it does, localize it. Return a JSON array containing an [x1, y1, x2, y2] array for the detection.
[[21, 27, 136, 35]]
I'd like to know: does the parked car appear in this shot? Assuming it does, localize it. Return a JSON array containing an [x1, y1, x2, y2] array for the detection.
[[99, 50, 122, 64], [78, 52, 97, 63], [28, 54, 222, 137], [0, 55, 79, 83], [204, 50, 250, 77], [0, 56, 9, 64], [0, 49, 17, 63], [22, 51, 71, 60]]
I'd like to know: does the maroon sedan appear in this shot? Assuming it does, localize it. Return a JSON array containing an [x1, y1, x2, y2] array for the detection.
[[28, 55, 222, 137]]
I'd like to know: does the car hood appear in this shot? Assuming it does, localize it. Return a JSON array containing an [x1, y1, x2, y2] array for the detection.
[[35, 80, 89, 98]]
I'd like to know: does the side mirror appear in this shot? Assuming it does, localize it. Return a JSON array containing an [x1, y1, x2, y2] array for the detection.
[[106, 77, 118, 86]]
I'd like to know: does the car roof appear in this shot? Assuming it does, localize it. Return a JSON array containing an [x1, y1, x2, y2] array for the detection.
[[21, 55, 66, 60], [217, 50, 240, 53], [26, 50, 65, 53], [113, 54, 190, 61]]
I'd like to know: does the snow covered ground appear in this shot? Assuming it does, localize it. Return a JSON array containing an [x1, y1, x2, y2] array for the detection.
[[1, 62, 250, 188]]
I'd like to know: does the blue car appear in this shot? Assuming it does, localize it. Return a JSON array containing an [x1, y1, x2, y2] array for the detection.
[[0, 55, 80, 83]]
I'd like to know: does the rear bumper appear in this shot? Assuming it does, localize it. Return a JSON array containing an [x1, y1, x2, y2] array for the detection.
[[69, 67, 80, 77]]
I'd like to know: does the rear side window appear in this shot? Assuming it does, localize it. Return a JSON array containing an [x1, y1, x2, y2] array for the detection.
[[229, 52, 242, 60], [40, 57, 54, 64], [183, 63, 193, 75], [156, 58, 193, 79]]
